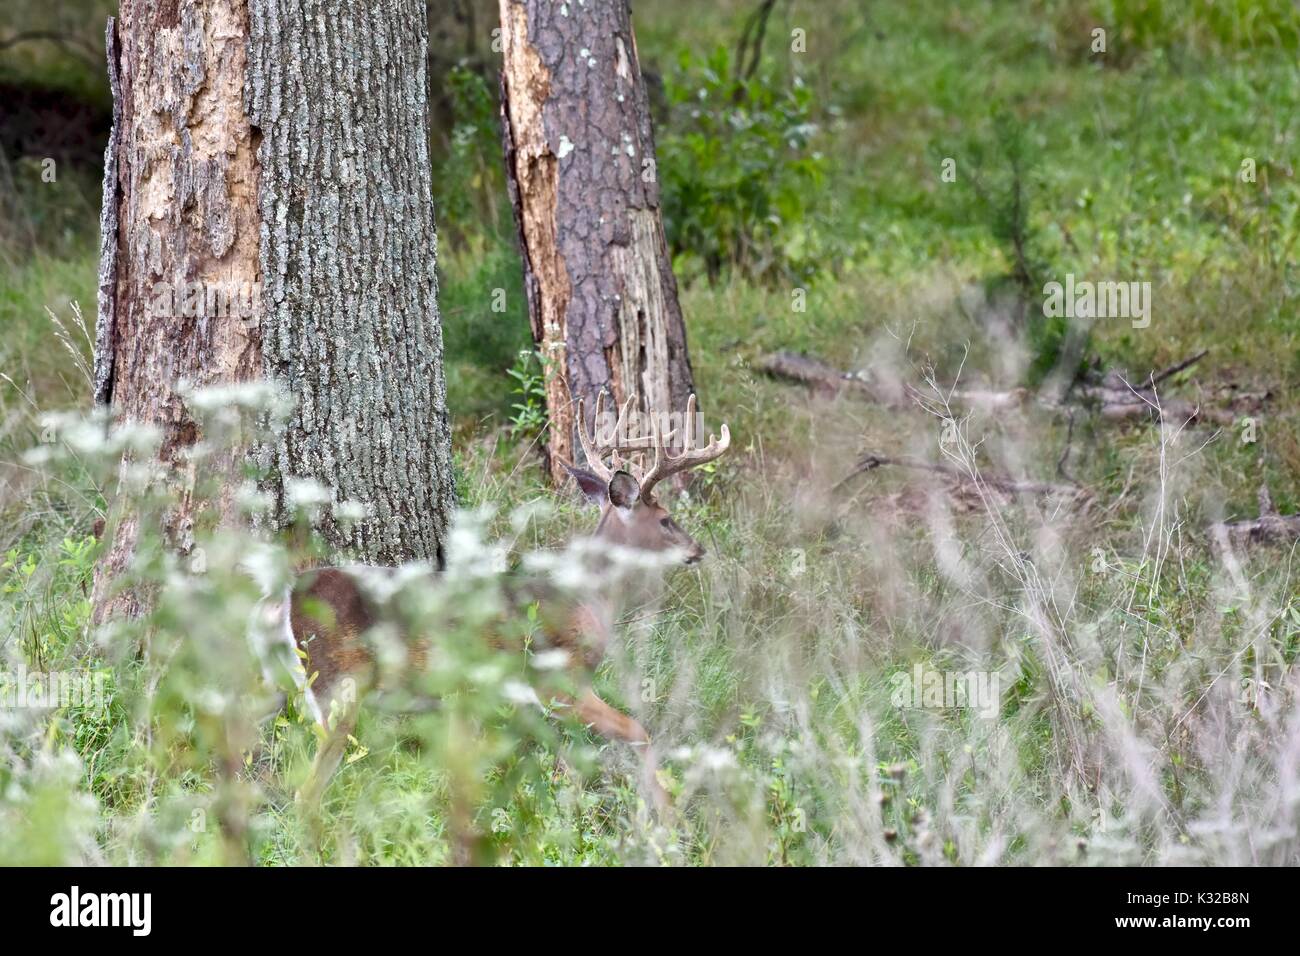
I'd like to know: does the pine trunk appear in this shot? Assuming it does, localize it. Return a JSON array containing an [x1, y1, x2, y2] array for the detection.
[[93, 0, 454, 622], [498, 0, 695, 485]]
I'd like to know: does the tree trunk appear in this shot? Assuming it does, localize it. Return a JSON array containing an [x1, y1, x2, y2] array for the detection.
[[93, 0, 454, 622], [91, 2, 263, 622], [498, 0, 695, 485], [247, 0, 454, 566]]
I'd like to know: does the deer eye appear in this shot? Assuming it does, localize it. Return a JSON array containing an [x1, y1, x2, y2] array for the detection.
[[660, 517, 673, 530]]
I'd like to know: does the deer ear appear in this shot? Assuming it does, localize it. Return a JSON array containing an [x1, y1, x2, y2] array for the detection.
[[607, 470, 641, 510], [564, 464, 608, 505]]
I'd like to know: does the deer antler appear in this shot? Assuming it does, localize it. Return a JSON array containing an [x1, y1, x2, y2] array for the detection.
[[638, 393, 730, 499], [575, 389, 648, 482], [576, 391, 729, 495]]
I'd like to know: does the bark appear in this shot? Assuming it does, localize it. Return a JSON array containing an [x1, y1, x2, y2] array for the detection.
[[93, 0, 454, 621], [498, 0, 695, 485], [92, 18, 120, 410], [92, 1, 263, 621], [247, 0, 454, 567]]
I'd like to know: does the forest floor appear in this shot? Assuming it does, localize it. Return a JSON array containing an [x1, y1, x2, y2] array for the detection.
[[2, 1, 1299, 864]]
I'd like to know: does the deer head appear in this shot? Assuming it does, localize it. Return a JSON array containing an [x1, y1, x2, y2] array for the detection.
[[565, 391, 730, 565]]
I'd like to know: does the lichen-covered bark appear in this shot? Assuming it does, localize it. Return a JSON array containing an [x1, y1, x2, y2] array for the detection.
[[248, 0, 454, 567], [93, 18, 121, 409], [499, 0, 695, 484], [93, 0, 263, 621]]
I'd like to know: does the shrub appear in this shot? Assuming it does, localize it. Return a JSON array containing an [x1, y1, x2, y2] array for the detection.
[[433, 64, 511, 246], [658, 46, 833, 286], [958, 112, 1081, 387]]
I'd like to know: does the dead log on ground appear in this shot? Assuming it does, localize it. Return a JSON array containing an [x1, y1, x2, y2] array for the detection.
[[834, 452, 1089, 519], [1210, 487, 1300, 551], [757, 351, 887, 400], [1069, 350, 1244, 425], [759, 348, 1264, 427]]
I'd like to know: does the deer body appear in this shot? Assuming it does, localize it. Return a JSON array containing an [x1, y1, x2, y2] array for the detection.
[[273, 392, 728, 812]]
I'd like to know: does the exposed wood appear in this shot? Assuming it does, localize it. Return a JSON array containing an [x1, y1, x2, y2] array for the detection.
[[909, 384, 1033, 412], [1071, 361, 1237, 425], [1069, 385, 1233, 426], [499, 0, 696, 485], [92, 0, 264, 622]]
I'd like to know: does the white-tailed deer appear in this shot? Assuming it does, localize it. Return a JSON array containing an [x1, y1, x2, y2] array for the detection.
[[260, 392, 729, 812]]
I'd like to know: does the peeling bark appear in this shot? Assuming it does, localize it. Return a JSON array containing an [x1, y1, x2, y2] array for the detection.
[[499, 0, 695, 484], [92, 18, 121, 409], [93, 0, 264, 622], [94, 0, 454, 621]]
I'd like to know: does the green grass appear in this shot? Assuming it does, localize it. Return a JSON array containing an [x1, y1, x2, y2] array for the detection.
[[2, 0, 1300, 865]]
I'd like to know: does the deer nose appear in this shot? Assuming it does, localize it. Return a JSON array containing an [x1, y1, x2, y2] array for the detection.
[[685, 544, 706, 565]]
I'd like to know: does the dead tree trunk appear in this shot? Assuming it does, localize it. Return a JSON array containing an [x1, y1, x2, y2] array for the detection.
[[91, 3, 263, 622], [93, 0, 454, 622], [499, 0, 695, 485]]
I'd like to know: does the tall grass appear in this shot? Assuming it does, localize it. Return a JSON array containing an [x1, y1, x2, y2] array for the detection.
[[2, 305, 1297, 864]]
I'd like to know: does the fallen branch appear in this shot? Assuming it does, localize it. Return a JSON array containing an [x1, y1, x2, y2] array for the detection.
[[907, 383, 1032, 412], [1075, 388, 1236, 427], [834, 452, 1083, 499], [759, 348, 1260, 427], [757, 350, 887, 400], [761, 350, 1034, 412], [1210, 486, 1300, 551], [1149, 348, 1209, 387], [1070, 356, 1239, 425]]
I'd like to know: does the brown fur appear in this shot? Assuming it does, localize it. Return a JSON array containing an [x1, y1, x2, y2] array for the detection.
[[290, 465, 717, 815], [290, 569, 380, 708], [289, 568, 608, 712], [593, 494, 706, 563]]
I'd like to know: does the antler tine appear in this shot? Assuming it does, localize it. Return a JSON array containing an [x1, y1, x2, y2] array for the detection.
[[638, 393, 731, 498], [615, 392, 658, 454], [575, 390, 615, 483], [578, 388, 720, 491], [607, 392, 628, 472], [579, 388, 659, 480], [682, 392, 697, 451], [608, 392, 642, 472], [616, 393, 638, 446]]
